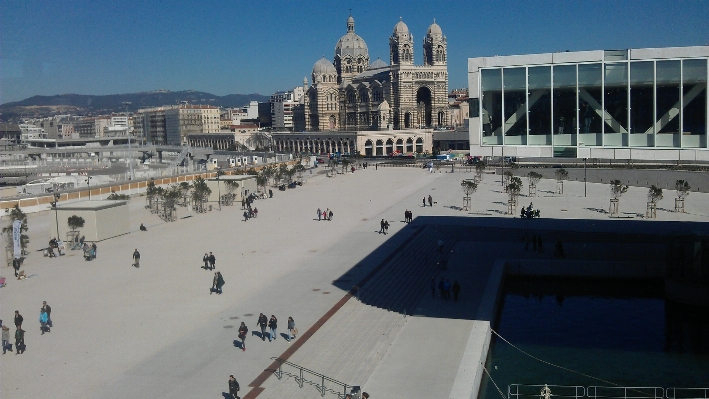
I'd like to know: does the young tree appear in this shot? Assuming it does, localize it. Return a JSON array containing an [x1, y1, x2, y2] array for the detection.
[[475, 160, 486, 182], [503, 170, 514, 192], [67, 215, 85, 232], [461, 179, 478, 211], [555, 168, 568, 194], [646, 185, 663, 219], [609, 180, 629, 215], [506, 176, 522, 214], [146, 178, 158, 209], [527, 171, 542, 197], [3, 205, 30, 253], [674, 180, 690, 213], [179, 182, 192, 206], [191, 177, 212, 213]]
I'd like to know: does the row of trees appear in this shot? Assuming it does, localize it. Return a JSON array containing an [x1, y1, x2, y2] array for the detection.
[[248, 162, 307, 192]]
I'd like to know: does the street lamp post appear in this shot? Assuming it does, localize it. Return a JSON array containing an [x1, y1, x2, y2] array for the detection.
[[51, 192, 60, 240], [86, 176, 93, 200], [216, 168, 223, 211], [584, 158, 587, 198]]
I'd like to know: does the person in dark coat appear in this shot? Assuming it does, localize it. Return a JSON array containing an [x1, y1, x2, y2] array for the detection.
[[422, 197, 426, 207], [268, 315, 277, 342], [42, 301, 52, 328], [132, 249, 140, 267], [12, 258, 21, 277], [379, 219, 385, 234], [91, 242, 97, 258], [452, 281, 461, 301], [228, 375, 240, 399], [202, 253, 209, 269], [238, 322, 248, 351], [208, 252, 216, 270], [14, 311, 23, 329], [212, 272, 225, 294], [428, 195, 433, 207], [15, 328, 25, 355], [258, 313, 268, 341]]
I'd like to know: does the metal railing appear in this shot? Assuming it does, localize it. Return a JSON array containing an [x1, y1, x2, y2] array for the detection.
[[667, 388, 709, 399], [270, 357, 356, 399], [509, 385, 708, 399]]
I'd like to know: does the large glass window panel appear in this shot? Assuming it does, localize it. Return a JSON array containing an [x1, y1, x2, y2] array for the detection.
[[656, 60, 681, 147], [629, 61, 654, 147], [553, 65, 577, 146], [682, 59, 707, 148], [578, 64, 603, 146], [604, 63, 628, 146], [503, 67, 527, 144], [528, 66, 551, 145], [481, 69, 503, 145]]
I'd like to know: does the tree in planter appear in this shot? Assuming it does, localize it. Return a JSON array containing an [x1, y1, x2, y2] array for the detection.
[[506, 176, 522, 215], [191, 177, 211, 213], [146, 179, 158, 210], [2, 204, 30, 255], [256, 172, 268, 193], [609, 180, 628, 215], [474, 160, 486, 182], [178, 182, 192, 207], [503, 170, 514, 192], [555, 168, 568, 194], [527, 171, 542, 197], [67, 215, 85, 242], [646, 185, 663, 219], [674, 180, 690, 213], [293, 163, 306, 182], [158, 185, 182, 221], [461, 180, 478, 211]]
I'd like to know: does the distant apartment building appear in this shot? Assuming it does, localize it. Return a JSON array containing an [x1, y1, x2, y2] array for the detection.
[[270, 87, 304, 131], [135, 107, 170, 145], [164, 104, 220, 145]]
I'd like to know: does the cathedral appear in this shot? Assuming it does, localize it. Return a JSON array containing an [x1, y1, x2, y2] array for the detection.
[[296, 15, 449, 132]]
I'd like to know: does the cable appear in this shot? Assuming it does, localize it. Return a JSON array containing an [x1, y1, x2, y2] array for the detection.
[[490, 328, 622, 388], [483, 364, 508, 399]]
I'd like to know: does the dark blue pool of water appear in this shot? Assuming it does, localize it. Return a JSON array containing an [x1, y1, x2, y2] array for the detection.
[[480, 278, 709, 399]]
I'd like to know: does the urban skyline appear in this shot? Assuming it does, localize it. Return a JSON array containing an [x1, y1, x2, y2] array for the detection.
[[1, 0, 708, 105]]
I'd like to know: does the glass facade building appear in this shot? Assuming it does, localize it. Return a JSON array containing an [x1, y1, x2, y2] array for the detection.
[[468, 47, 709, 160]]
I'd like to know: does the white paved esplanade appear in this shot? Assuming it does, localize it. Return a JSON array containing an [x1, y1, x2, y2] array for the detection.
[[3, 165, 709, 399]]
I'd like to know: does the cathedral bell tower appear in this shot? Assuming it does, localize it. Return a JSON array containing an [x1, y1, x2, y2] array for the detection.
[[389, 18, 413, 65], [423, 19, 447, 66]]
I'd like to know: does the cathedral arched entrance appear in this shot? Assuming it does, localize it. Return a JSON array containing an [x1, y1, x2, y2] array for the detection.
[[365, 140, 373, 157], [416, 87, 432, 127], [385, 139, 394, 155], [375, 139, 384, 156]]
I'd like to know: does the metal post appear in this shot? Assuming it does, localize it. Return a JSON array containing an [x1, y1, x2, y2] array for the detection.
[[86, 176, 92, 200], [584, 158, 587, 197], [53, 192, 60, 239]]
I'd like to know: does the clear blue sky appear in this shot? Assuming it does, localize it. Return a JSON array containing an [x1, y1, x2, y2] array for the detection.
[[1, 0, 707, 104]]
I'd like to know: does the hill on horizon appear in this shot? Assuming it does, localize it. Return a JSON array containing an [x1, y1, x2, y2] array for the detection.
[[0, 90, 270, 121]]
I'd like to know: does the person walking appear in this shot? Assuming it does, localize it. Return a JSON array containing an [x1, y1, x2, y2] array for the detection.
[[422, 197, 426, 207], [212, 272, 225, 294], [203, 253, 209, 269], [2, 325, 11, 354], [132, 249, 140, 267], [12, 258, 20, 277], [228, 375, 240, 399], [379, 219, 385, 234], [287, 317, 296, 342], [14, 311, 23, 330], [428, 195, 433, 207], [328, 209, 333, 221], [317, 208, 322, 221], [39, 308, 49, 334], [257, 313, 268, 341], [384, 220, 389, 235], [42, 301, 52, 328], [91, 242, 97, 258], [15, 327, 25, 355], [452, 281, 461, 302], [268, 315, 278, 342], [238, 322, 248, 351], [243, 210, 249, 221], [208, 252, 216, 270]]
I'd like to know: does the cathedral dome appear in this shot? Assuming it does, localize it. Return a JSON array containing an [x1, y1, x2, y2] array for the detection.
[[335, 16, 369, 58], [369, 58, 388, 70], [392, 19, 410, 37], [313, 57, 337, 75], [427, 20, 442, 37]]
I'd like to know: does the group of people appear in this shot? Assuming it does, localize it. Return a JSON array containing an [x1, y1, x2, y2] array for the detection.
[[317, 208, 334, 221], [431, 278, 461, 301], [521, 202, 541, 219], [46, 238, 63, 258], [404, 209, 413, 223], [83, 241, 97, 261], [2, 302, 52, 356], [235, 314, 296, 353], [423, 195, 434, 207], [211, 271, 225, 294], [243, 207, 258, 221], [378, 219, 390, 235], [202, 252, 217, 270]]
